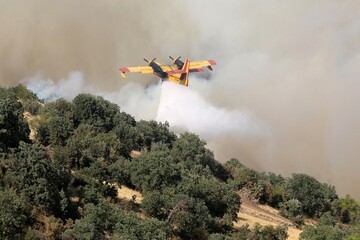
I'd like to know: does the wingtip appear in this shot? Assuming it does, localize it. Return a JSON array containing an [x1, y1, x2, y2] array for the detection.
[[208, 60, 216, 65]]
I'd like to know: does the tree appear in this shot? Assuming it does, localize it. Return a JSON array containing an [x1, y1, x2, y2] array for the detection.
[[0, 91, 30, 151], [73, 94, 119, 132], [334, 195, 360, 223], [129, 144, 181, 192], [178, 174, 240, 221], [344, 221, 360, 240], [225, 158, 259, 190], [63, 201, 117, 239], [135, 120, 177, 150], [286, 174, 338, 217], [5, 143, 67, 214], [300, 212, 349, 240], [36, 98, 75, 146], [141, 190, 173, 219], [0, 189, 28, 239], [171, 133, 228, 180], [66, 124, 122, 168], [279, 199, 304, 227], [171, 132, 207, 166], [112, 123, 138, 158], [167, 195, 211, 240], [47, 116, 74, 146], [114, 213, 170, 240]]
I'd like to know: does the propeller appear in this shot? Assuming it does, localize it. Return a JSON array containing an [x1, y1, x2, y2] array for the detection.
[[143, 58, 156, 64], [169, 56, 181, 63]]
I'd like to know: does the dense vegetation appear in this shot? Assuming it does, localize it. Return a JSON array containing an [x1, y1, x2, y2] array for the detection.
[[1, 84, 360, 239]]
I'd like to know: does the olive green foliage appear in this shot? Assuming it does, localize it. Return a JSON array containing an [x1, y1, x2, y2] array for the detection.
[[66, 124, 121, 168], [0, 189, 28, 240], [5, 143, 69, 214], [225, 159, 274, 203], [286, 174, 338, 217], [113, 212, 170, 240], [4, 89, 360, 239], [226, 158, 259, 190], [136, 120, 177, 150], [63, 201, 170, 240], [344, 221, 360, 240], [178, 174, 240, 221], [300, 212, 349, 240], [10, 84, 42, 113], [172, 132, 229, 180], [129, 145, 181, 192], [279, 199, 304, 227], [228, 224, 288, 240], [333, 195, 360, 223], [130, 135, 240, 237], [225, 158, 342, 229], [36, 98, 75, 146], [8, 84, 38, 101], [267, 173, 286, 207], [0, 88, 30, 151], [73, 94, 119, 131]]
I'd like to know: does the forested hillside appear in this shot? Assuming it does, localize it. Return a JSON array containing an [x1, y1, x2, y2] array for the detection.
[[1, 85, 360, 240]]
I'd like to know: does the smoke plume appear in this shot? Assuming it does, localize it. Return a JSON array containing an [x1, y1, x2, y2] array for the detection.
[[1, 0, 360, 198]]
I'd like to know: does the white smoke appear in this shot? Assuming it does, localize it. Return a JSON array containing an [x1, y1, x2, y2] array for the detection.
[[4, 0, 360, 198], [22, 72, 161, 120], [22, 71, 88, 102], [157, 80, 266, 139]]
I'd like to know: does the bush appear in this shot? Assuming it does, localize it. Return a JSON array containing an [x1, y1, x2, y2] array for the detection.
[[279, 199, 304, 227], [0, 92, 30, 150], [0, 189, 28, 239], [73, 94, 119, 131], [286, 174, 338, 217]]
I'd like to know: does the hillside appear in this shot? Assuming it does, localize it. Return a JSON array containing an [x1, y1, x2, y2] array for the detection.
[[1, 85, 360, 240], [118, 185, 303, 239], [236, 191, 302, 240]]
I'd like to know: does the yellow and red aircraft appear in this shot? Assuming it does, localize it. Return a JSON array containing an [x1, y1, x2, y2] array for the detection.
[[119, 56, 216, 86]]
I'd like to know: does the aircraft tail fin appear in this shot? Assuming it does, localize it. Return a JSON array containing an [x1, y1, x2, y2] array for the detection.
[[166, 59, 190, 86], [179, 59, 190, 86]]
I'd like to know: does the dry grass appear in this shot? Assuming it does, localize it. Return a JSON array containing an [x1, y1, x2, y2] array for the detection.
[[23, 111, 41, 140], [234, 193, 302, 240], [115, 184, 143, 204]]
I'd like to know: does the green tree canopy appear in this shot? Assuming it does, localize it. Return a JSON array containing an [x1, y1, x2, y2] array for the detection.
[[0, 189, 28, 240], [286, 174, 338, 217], [300, 212, 349, 240], [5, 143, 68, 214], [0, 89, 30, 151], [135, 120, 177, 150], [73, 94, 120, 131], [129, 144, 181, 192]]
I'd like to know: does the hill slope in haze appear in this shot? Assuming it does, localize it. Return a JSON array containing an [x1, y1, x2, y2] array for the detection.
[[1, 85, 360, 240]]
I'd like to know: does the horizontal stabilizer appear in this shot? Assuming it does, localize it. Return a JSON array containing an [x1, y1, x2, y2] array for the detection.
[[189, 68, 204, 73], [119, 68, 130, 78], [167, 69, 186, 75]]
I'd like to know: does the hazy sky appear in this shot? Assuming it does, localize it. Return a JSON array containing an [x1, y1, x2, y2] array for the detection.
[[1, 0, 360, 198]]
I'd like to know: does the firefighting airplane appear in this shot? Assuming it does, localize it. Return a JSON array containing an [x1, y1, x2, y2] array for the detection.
[[119, 56, 216, 86]]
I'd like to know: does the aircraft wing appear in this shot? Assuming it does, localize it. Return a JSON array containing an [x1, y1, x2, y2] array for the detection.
[[119, 66, 153, 78], [157, 64, 178, 73], [189, 60, 216, 71]]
